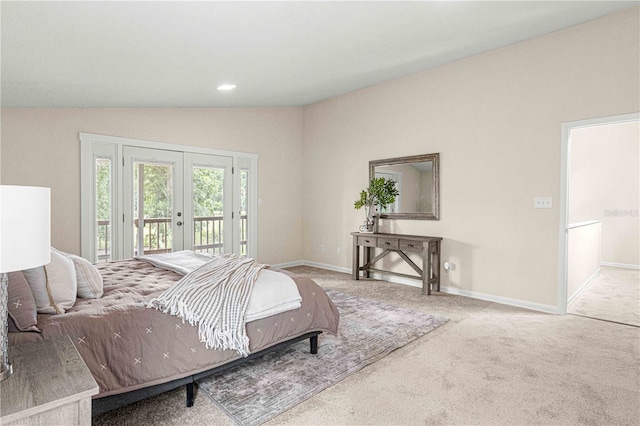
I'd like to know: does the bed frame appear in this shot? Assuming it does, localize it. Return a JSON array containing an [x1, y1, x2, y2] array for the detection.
[[92, 332, 320, 416]]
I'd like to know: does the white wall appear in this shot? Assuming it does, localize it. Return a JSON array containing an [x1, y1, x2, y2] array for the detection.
[[569, 121, 639, 267], [302, 8, 639, 309], [0, 108, 304, 265], [1, 7, 638, 311]]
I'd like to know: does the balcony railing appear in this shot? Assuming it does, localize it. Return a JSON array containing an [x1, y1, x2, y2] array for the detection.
[[97, 220, 111, 261], [96, 214, 247, 261]]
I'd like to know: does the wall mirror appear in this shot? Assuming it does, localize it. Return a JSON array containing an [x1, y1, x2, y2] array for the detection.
[[369, 153, 440, 220]]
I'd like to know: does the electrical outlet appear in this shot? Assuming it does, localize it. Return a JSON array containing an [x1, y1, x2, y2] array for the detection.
[[320, 245, 325, 254], [337, 247, 341, 254], [534, 197, 552, 209]]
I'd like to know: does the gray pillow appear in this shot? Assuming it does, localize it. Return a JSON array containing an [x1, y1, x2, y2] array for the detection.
[[7, 271, 40, 332]]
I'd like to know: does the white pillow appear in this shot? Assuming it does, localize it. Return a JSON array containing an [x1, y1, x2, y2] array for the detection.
[[22, 248, 77, 314], [68, 254, 103, 299]]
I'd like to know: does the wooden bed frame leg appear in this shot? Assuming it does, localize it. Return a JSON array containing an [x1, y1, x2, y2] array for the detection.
[[186, 382, 194, 407], [310, 335, 318, 354]]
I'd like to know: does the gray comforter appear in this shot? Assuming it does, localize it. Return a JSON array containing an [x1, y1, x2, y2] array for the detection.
[[9, 259, 340, 399]]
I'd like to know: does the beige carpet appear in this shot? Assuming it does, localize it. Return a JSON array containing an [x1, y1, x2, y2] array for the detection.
[[197, 290, 447, 426], [94, 266, 640, 426], [568, 266, 640, 326]]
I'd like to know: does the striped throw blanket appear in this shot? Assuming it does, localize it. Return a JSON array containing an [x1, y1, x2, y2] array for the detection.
[[147, 253, 267, 357]]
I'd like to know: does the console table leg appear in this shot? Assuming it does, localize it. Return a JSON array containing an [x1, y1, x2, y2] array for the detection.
[[422, 242, 430, 295], [352, 235, 360, 280], [432, 241, 441, 292], [363, 247, 371, 279]]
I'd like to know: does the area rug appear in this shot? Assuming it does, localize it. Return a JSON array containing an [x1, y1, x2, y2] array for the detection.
[[196, 289, 448, 426]]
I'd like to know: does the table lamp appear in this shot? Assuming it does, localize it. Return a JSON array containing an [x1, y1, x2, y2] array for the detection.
[[0, 185, 51, 381]]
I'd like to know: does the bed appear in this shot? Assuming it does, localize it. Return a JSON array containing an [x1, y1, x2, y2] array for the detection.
[[8, 256, 340, 415]]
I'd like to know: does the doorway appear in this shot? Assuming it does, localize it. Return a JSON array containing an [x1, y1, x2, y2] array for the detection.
[[81, 132, 257, 262], [559, 113, 639, 326], [122, 147, 235, 259]]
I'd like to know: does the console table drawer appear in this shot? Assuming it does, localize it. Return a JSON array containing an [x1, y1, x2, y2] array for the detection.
[[377, 237, 399, 250], [357, 236, 377, 247], [400, 239, 423, 253]]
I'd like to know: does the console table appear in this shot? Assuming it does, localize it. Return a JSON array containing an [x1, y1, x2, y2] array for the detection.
[[351, 232, 442, 295]]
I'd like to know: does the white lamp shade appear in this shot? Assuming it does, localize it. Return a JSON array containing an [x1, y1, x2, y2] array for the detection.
[[0, 186, 51, 273]]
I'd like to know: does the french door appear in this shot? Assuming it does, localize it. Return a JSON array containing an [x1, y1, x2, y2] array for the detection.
[[81, 133, 258, 263], [122, 147, 232, 258]]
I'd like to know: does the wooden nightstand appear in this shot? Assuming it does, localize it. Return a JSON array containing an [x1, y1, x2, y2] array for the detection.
[[0, 336, 99, 425]]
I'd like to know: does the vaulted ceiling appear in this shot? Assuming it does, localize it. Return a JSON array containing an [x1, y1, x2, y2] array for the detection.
[[2, 1, 636, 107]]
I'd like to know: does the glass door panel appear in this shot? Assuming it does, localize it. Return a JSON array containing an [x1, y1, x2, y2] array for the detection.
[[133, 162, 174, 256], [239, 167, 249, 256], [184, 153, 232, 255], [95, 157, 112, 262], [234, 157, 255, 257], [123, 147, 184, 258], [192, 165, 225, 254]]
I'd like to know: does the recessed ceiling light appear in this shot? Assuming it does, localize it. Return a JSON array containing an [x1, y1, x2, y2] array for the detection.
[[217, 84, 237, 91]]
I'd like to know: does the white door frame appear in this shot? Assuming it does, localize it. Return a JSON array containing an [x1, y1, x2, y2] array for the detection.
[[557, 112, 639, 314]]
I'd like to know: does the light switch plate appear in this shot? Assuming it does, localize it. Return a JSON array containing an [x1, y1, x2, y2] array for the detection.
[[534, 197, 552, 209]]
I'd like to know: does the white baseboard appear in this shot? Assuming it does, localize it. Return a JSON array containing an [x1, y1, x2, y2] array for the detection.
[[300, 261, 351, 274], [567, 269, 601, 307], [439, 285, 559, 314], [601, 262, 640, 270], [274, 260, 559, 314], [270, 260, 305, 269]]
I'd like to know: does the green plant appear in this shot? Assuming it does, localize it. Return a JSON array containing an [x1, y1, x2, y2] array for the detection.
[[354, 177, 399, 213]]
